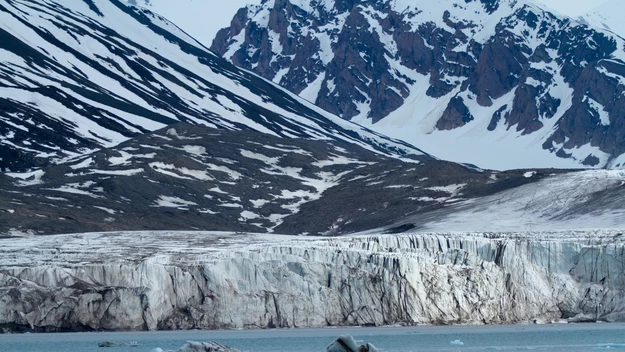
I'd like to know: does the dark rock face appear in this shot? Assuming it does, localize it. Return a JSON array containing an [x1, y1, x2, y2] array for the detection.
[[438, 97, 474, 130], [213, 0, 412, 122], [212, 0, 625, 167], [326, 335, 377, 352]]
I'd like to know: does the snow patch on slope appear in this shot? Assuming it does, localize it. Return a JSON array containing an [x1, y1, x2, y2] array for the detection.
[[415, 170, 625, 233]]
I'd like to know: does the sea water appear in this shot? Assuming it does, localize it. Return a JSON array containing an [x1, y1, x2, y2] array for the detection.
[[0, 323, 624, 352]]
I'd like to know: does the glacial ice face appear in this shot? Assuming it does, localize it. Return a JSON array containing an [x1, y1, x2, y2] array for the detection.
[[1, 231, 624, 332]]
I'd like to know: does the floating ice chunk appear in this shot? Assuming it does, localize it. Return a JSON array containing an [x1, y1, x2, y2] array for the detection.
[[595, 343, 625, 349], [175, 341, 240, 352], [450, 339, 464, 346], [97, 341, 138, 347]]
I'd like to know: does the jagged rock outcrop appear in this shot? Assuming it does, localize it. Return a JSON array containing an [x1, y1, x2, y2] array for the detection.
[[1, 231, 624, 332], [98, 341, 139, 347], [212, 0, 625, 169], [327, 336, 377, 352]]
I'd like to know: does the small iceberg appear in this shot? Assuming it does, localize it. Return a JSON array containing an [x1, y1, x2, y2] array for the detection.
[[450, 339, 464, 346], [98, 341, 139, 347], [149, 341, 240, 352], [594, 343, 625, 350]]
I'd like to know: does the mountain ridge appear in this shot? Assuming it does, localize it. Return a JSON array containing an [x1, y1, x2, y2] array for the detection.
[[0, 0, 427, 173], [1, 0, 623, 238], [580, 0, 625, 39], [2, 122, 559, 237], [212, 0, 625, 170]]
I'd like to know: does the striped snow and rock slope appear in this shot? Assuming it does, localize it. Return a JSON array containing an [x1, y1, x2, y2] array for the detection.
[[0, 0, 426, 173]]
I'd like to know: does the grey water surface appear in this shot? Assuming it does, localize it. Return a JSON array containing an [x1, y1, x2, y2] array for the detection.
[[1, 324, 624, 352]]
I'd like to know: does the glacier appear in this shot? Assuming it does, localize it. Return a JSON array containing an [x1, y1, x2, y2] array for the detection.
[[1, 230, 624, 332]]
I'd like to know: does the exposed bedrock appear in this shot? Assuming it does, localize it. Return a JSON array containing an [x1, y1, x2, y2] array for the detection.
[[1, 233, 625, 332]]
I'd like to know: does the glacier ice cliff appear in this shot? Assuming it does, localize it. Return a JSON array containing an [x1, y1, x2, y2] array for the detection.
[[1, 231, 624, 332]]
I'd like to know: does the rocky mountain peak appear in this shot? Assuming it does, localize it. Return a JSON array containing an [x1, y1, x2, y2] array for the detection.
[[212, 0, 625, 169]]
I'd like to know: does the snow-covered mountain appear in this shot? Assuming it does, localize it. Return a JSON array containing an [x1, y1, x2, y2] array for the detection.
[[580, 0, 625, 38], [0, 0, 427, 173], [3, 0, 625, 336], [4, 121, 623, 238], [212, 0, 625, 170], [5, 0, 620, 239]]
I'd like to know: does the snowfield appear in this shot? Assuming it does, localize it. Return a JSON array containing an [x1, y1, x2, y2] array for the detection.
[[393, 169, 625, 233]]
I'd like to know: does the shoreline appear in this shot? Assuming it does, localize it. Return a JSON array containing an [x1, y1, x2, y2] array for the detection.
[[3, 321, 625, 336], [2, 322, 625, 335]]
